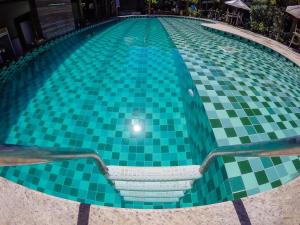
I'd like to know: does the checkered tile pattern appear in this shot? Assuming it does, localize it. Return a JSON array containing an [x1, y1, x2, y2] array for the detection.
[[0, 18, 217, 209], [160, 18, 300, 146], [1, 19, 195, 167], [0, 17, 299, 209], [224, 155, 300, 199], [160, 17, 300, 202]]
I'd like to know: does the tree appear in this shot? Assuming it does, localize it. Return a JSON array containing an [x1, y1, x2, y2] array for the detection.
[[145, 0, 158, 14]]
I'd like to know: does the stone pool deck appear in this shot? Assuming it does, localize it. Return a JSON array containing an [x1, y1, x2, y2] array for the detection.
[[201, 22, 300, 67], [0, 176, 299, 225]]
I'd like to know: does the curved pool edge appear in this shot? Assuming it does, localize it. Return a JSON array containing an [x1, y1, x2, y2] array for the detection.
[[0, 176, 299, 225], [0, 14, 300, 212], [119, 15, 300, 67], [201, 22, 300, 67]]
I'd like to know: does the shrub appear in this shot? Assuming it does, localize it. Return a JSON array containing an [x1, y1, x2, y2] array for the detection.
[[250, 4, 269, 34], [250, 0, 288, 41]]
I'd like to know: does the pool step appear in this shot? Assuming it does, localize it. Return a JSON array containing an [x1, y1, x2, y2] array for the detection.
[[114, 180, 193, 191], [107, 165, 201, 181], [107, 165, 201, 203], [123, 197, 179, 203], [120, 190, 185, 198]]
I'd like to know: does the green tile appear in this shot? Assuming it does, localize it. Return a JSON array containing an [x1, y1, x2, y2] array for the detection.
[[267, 132, 278, 140], [233, 191, 247, 199], [223, 156, 236, 163], [238, 161, 252, 174], [214, 103, 224, 110], [271, 180, 282, 188], [271, 157, 282, 165], [255, 171, 269, 185], [225, 128, 237, 137], [210, 119, 222, 128], [239, 136, 251, 144], [241, 117, 251, 126], [292, 159, 300, 170], [226, 110, 238, 118], [254, 125, 264, 133]]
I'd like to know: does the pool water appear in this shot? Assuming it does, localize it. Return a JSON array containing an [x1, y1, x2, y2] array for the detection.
[[0, 17, 299, 209], [1, 18, 200, 167]]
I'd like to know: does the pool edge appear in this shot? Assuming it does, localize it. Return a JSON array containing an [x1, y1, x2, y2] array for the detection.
[[0, 175, 299, 224], [201, 22, 300, 67]]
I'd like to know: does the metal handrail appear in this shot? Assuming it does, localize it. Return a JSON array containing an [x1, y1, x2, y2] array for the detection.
[[199, 135, 300, 174], [0, 135, 299, 177], [0, 144, 108, 174]]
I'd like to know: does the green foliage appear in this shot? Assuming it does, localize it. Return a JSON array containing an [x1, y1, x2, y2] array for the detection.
[[145, 0, 158, 4], [250, 4, 269, 33], [250, 0, 286, 39], [182, 0, 199, 3]]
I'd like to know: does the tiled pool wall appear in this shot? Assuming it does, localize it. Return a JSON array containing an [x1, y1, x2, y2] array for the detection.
[[175, 47, 217, 165], [0, 16, 299, 209], [0, 19, 118, 87], [0, 20, 130, 208], [173, 50, 229, 207], [0, 35, 89, 141], [0, 17, 220, 209], [177, 67, 231, 205], [159, 17, 300, 201]]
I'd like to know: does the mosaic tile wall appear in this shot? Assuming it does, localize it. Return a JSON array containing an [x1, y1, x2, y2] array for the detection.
[[0, 18, 222, 208], [0, 17, 299, 208], [159, 17, 300, 200], [1, 19, 195, 167]]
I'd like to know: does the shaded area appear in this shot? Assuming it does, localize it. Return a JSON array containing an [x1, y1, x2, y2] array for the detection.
[[77, 203, 91, 225], [233, 199, 252, 225]]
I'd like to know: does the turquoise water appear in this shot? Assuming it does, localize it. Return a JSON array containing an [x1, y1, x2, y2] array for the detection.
[[0, 17, 299, 209], [1, 18, 206, 166]]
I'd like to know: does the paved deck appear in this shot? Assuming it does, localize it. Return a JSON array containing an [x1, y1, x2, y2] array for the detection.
[[201, 22, 300, 67], [0, 176, 299, 225]]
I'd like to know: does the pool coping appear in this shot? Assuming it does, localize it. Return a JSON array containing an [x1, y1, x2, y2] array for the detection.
[[200, 22, 300, 67], [0, 176, 299, 225], [118, 14, 214, 23], [119, 15, 300, 67]]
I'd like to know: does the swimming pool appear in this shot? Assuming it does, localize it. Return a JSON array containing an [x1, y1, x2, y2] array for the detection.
[[0, 17, 299, 209]]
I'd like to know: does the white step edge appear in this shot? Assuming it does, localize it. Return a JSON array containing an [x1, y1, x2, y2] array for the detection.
[[124, 196, 180, 203], [114, 180, 193, 191], [120, 190, 184, 198], [107, 165, 201, 181]]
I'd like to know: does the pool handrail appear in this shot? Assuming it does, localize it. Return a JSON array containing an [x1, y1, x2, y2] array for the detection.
[[0, 135, 299, 177], [0, 144, 108, 174]]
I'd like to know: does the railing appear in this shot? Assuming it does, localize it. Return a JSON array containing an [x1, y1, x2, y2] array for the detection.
[[0, 135, 299, 177], [0, 144, 108, 174]]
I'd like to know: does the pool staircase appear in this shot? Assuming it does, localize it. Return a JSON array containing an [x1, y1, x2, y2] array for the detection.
[[107, 165, 202, 202], [0, 135, 299, 203]]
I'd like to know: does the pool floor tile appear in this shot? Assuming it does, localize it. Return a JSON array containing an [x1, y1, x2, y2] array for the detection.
[[0, 17, 298, 209]]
